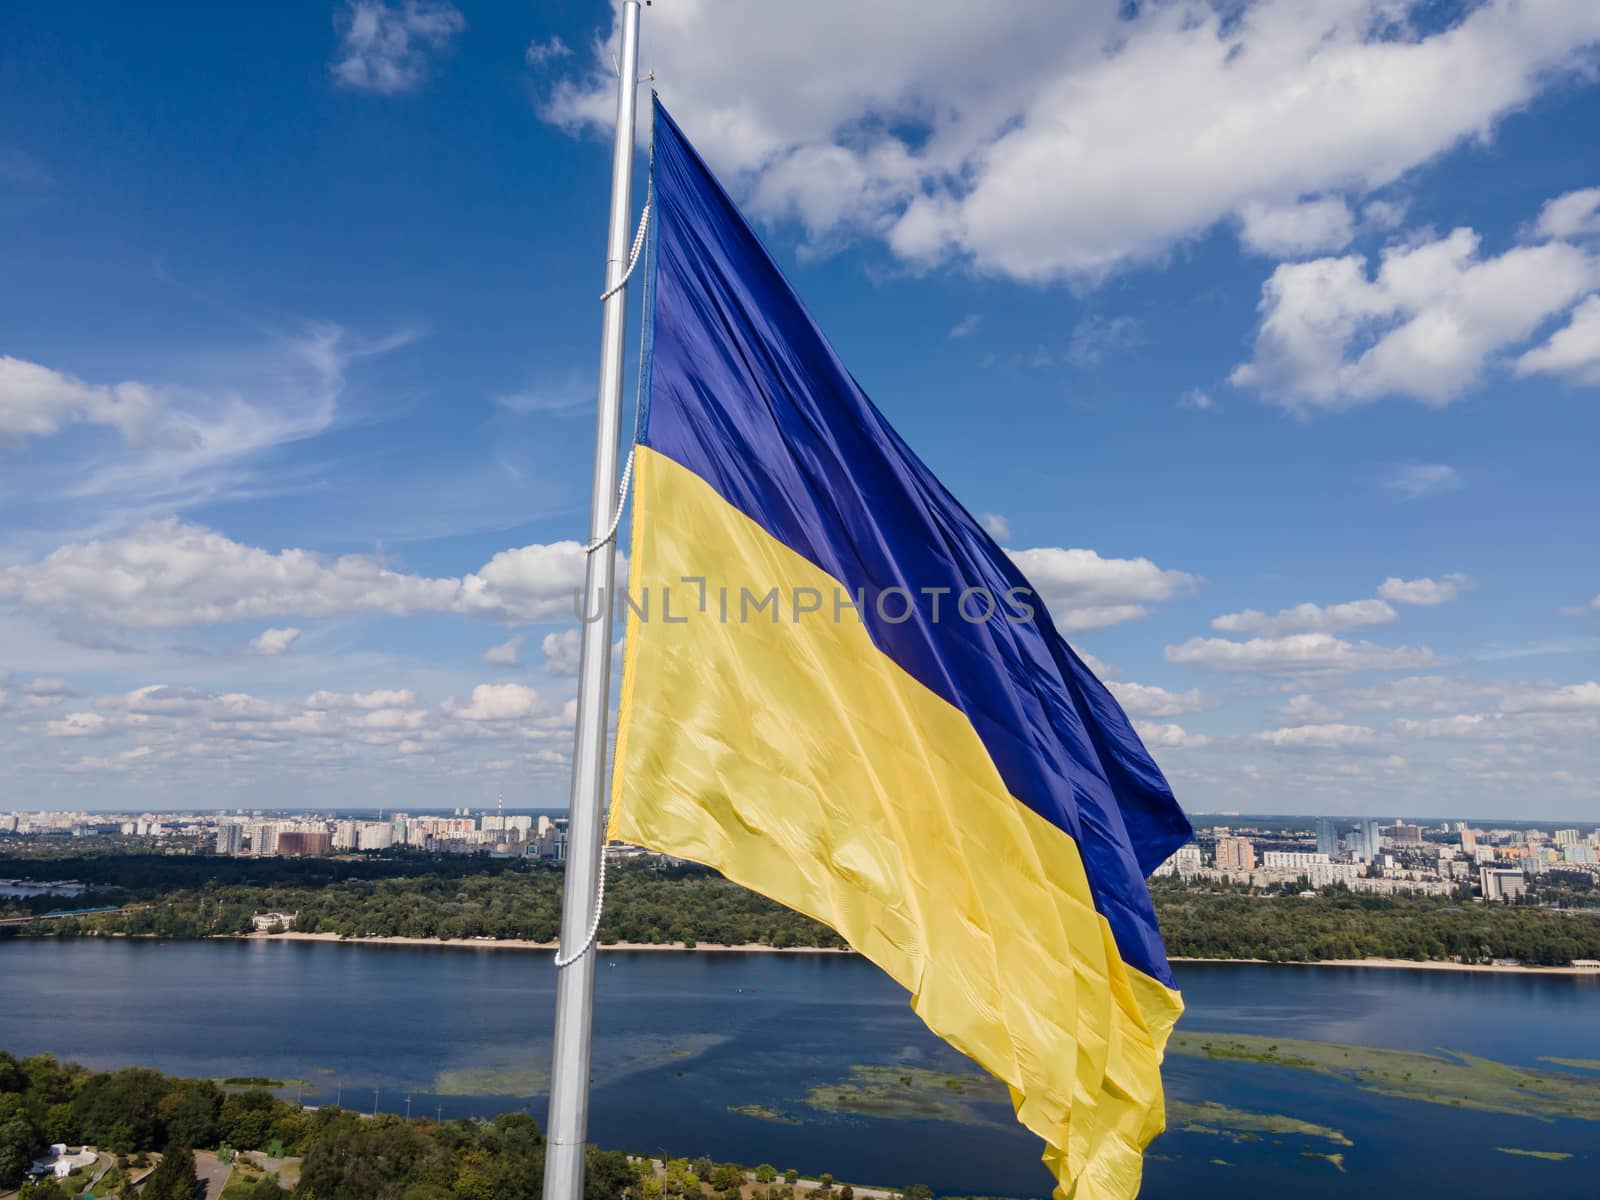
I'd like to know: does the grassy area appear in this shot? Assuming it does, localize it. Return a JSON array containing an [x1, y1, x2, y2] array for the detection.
[[1166, 1099, 1352, 1147], [727, 1104, 801, 1125], [1539, 1057, 1600, 1072], [802, 1066, 1009, 1125], [1169, 1031, 1600, 1121]]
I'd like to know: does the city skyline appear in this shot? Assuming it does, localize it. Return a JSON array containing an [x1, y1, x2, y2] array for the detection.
[[2, 2, 1599, 818]]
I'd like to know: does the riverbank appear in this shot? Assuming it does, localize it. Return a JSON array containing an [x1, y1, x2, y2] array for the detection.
[[236, 931, 852, 954], [1171, 954, 1598, 976], [233, 932, 1596, 973]]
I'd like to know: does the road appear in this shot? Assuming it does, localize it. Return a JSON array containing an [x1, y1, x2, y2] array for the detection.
[[0, 904, 149, 928]]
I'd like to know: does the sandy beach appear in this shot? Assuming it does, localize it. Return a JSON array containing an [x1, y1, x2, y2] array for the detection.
[[236, 932, 1595, 973]]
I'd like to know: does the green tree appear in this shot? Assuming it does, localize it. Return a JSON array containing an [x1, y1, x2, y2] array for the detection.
[[219, 1091, 278, 1151], [74, 1068, 170, 1152], [754, 1166, 776, 1185], [142, 1146, 198, 1200], [0, 1116, 38, 1188], [159, 1082, 222, 1150]]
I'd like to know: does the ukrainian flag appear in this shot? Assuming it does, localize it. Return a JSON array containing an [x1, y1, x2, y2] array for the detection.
[[611, 100, 1192, 1200]]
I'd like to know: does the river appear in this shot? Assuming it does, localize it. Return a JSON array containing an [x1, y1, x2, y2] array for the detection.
[[1, 940, 1595, 1198]]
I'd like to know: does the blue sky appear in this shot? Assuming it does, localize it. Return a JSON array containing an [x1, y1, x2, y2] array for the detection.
[[1, 0, 1597, 820]]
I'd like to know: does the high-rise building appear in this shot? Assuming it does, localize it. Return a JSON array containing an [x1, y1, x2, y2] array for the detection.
[[1262, 851, 1330, 871], [1152, 845, 1202, 877], [1315, 818, 1340, 857], [1215, 836, 1256, 871], [1480, 867, 1526, 902], [1555, 829, 1580, 847], [1390, 822, 1422, 845], [1355, 818, 1381, 862], [357, 822, 393, 851], [277, 831, 331, 857], [215, 824, 243, 855]]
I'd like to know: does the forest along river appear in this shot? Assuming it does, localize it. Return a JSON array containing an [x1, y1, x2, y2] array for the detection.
[[1, 939, 1596, 1199]]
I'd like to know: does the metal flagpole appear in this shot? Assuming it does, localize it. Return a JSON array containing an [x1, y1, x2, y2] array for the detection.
[[542, 6, 642, 1200]]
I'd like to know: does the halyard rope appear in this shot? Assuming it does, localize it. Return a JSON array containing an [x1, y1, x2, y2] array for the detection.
[[558, 154, 655, 970]]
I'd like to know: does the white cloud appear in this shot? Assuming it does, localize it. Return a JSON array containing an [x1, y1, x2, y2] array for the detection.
[[1532, 187, 1600, 240], [22, 676, 73, 698], [1362, 198, 1409, 232], [442, 682, 541, 722], [546, 2, 1600, 283], [1009, 546, 1197, 632], [978, 512, 1011, 542], [493, 372, 589, 415], [1279, 693, 1344, 723], [1133, 721, 1211, 750], [306, 689, 418, 710], [524, 35, 571, 68], [0, 356, 159, 448], [1336, 674, 1501, 713], [1211, 597, 1396, 637], [1166, 632, 1437, 674], [1378, 573, 1473, 606], [1066, 315, 1143, 367], [0, 331, 411, 534], [454, 542, 594, 623], [1108, 681, 1213, 718], [538, 630, 623, 677], [1382, 463, 1462, 501], [1394, 711, 1600, 741], [540, 629, 582, 676], [1179, 388, 1216, 411], [1231, 225, 1599, 412], [46, 711, 108, 737], [0, 519, 591, 629], [1257, 722, 1378, 747], [1500, 682, 1600, 713], [331, 0, 464, 95], [483, 633, 525, 668], [1237, 196, 1355, 257], [1515, 293, 1600, 384], [250, 627, 301, 656], [948, 314, 982, 339]]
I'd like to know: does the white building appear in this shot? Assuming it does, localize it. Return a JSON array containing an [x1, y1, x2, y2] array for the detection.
[[1152, 845, 1202, 877], [1262, 851, 1331, 871]]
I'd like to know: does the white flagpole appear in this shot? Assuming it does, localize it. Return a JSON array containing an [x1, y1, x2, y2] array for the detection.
[[542, 5, 642, 1200]]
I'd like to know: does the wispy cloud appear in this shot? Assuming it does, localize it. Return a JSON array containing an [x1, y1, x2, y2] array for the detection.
[[524, 36, 571, 68], [0, 326, 415, 544], [331, 0, 465, 95], [1066, 314, 1144, 367], [1382, 463, 1462, 501]]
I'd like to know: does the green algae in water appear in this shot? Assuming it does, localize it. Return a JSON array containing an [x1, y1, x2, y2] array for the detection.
[[1169, 1031, 1600, 1122], [1167, 1100, 1352, 1147], [728, 1104, 802, 1125], [435, 1033, 728, 1096], [1539, 1057, 1600, 1072], [803, 1066, 1009, 1126]]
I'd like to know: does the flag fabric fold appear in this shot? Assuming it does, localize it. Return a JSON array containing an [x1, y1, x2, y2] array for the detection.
[[610, 98, 1192, 1200]]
